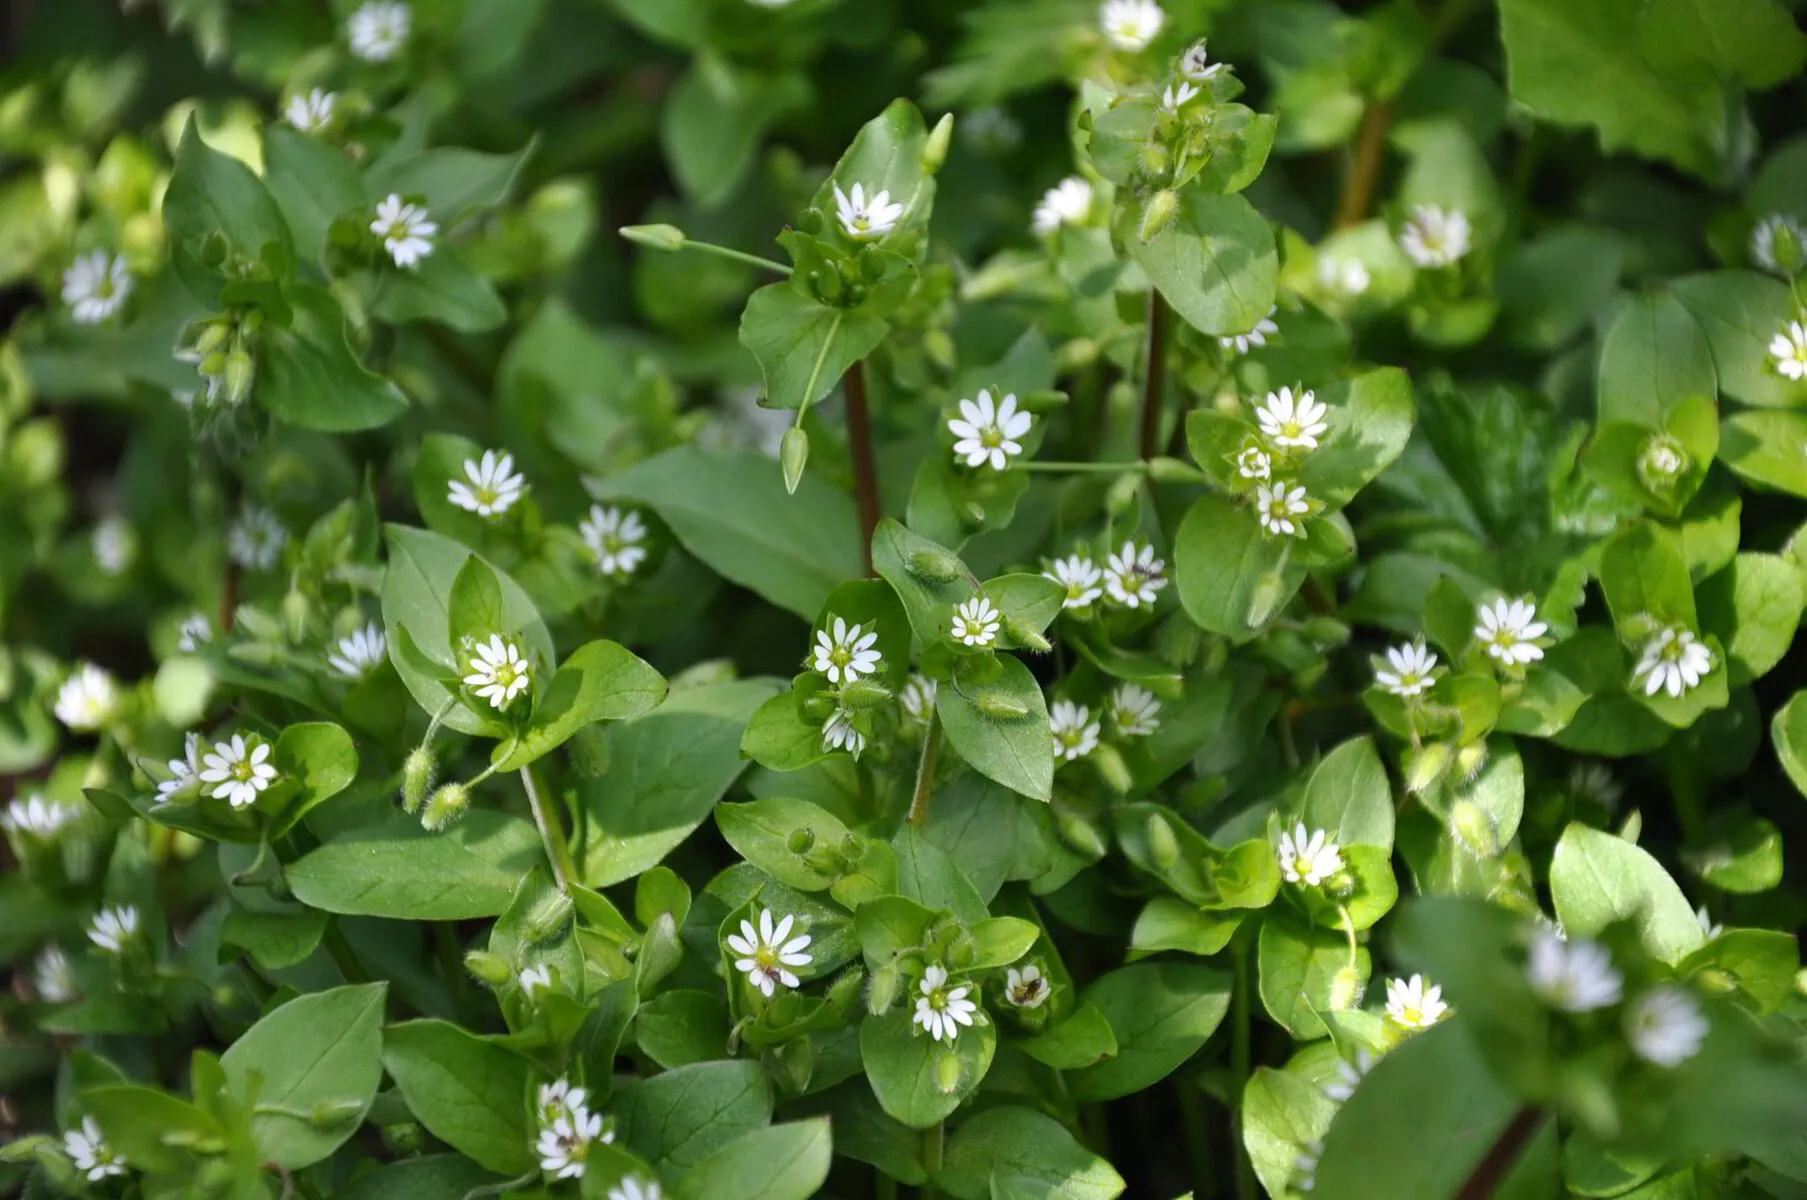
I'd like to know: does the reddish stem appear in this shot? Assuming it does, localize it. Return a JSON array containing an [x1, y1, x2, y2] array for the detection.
[[844, 361, 881, 575]]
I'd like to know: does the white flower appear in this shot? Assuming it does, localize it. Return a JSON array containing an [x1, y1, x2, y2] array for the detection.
[[1475, 597, 1547, 667], [1625, 986, 1707, 1067], [1161, 81, 1200, 112], [3, 794, 77, 839], [1384, 973, 1449, 1029], [199, 734, 279, 809], [328, 622, 387, 679], [1317, 256, 1371, 297], [900, 674, 938, 723], [1033, 177, 1093, 237], [1255, 387, 1329, 451], [93, 517, 131, 574], [1631, 625, 1714, 699], [609, 1178, 663, 1200], [1637, 434, 1688, 492], [347, 1, 410, 62], [535, 1106, 608, 1180], [34, 946, 76, 1004], [811, 616, 883, 684], [88, 905, 140, 954], [519, 965, 552, 996], [951, 595, 1002, 647], [1568, 762, 1623, 811], [821, 707, 866, 757], [156, 733, 205, 803], [536, 1079, 586, 1127], [54, 662, 120, 732], [1277, 823, 1344, 887], [1294, 1139, 1322, 1193], [1005, 964, 1050, 1008], [1219, 305, 1279, 356], [62, 251, 131, 324], [1769, 320, 1807, 381], [579, 505, 648, 576], [1375, 641, 1437, 699], [1399, 204, 1471, 268], [1179, 40, 1225, 82], [284, 88, 337, 133], [1108, 683, 1162, 737], [177, 613, 212, 652], [1751, 213, 1802, 274], [464, 635, 533, 709], [64, 1116, 126, 1182], [1697, 905, 1724, 940], [370, 193, 437, 268], [447, 450, 527, 517], [949, 389, 1033, 470], [1526, 929, 1623, 1012], [726, 908, 814, 997], [913, 964, 979, 1042], [1044, 554, 1104, 609], [1099, 0, 1164, 51], [1323, 1047, 1374, 1103], [1235, 446, 1271, 480], [1104, 540, 1168, 608], [832, 182, 905, 241], [227, 505, 288, 571], [1050, 699, 1101, 762], [1254, 482, 1310, 538]]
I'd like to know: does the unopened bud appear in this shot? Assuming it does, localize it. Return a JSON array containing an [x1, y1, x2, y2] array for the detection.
[[1104, 472, 1142, 517], [935, 1049, 963, 1094], [309, 1099, 365, 1127], [868, 961, 901, 1015], [1004, 617, 1052, 653], [382, 1122, 424, 1157], [811, 268, 843, 305], [801, 692, 838, 721], [400, 748, 436, 814], [193, 321, 230, 357], [1091, 743, 1134, 794], [1403, 743, 1451, 795], [857, 246, 887, 282], [1327, 966, 1365, 1011], [420, 782, 471, 831], [781, 426, 809, 494], [838, 679, 894, 710], [1769, 219, 1804, 274], [826, 966, 866, 1017], [463, 949, 512, 986], [1146, 813, 1181, 870], [906, 548, 965, 582], [975, 692, 1029, 720], [1146, 456, 1204, 484], [522, 889, 575, 944], [1058, 811, 1109, 860], [1694, 967, 1738, 996], [1449, 799, 1499, 858], [223, 347, 255, 407], [922, 113, 955, 175], [618, 223, 686, 251], [962, 501, 987, 528], [1247, 570, 1286, 627], [1139, 190, 1180, 241], [786, 828, 816, 855], [1057, 337, 1100, 371], [1453, 742, 1488, 783]]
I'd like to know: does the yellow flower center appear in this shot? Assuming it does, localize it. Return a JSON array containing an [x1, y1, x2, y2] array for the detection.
[[231, 761, 256, 783], [754, 946, 780, 972], [981, 427, 1004, 448]]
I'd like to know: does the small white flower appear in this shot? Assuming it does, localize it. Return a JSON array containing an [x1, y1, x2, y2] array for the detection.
[[464, 635, 533, 710], [1317, 255, 1371, 297], [951, 595, 1002, 647], [1277, 823, 1344, 887], [1103, 540, 1168, 608], [1399, 204, 1471, 268], [535, 1106, 608, 1180], [227, 505, 288, 571], [519, 965, 552, 996], [1255, 387, 1329, 451], [87, 905, 140, 954], [726, 908, 814, 997], [536, 1079, 586, 1127], [1044, 554, 1104, 609], [1697, 906, 1723, 939], [199, 734, 279, 809], [447, 450, 527, 517], [1526, 928, 1622, 1013], [1323, 1047, 1374, 1103], [1294, 1139, 1322, 1193], [1179, 40, 1225, 82], [1385, 974, 1448, 1029], [347, 0, 410, 62], [1475, 597, 1548, 667], [949, 389, 1033, 471], [1769, 320, 1807, 381], [284, 88, 337, 133], [1631, 625, 1714, 699], [1569, 762, 1623, 811], [578, 505, 648, 577], [177, 613, 212, 653], [64, 1116, 126, 1182], [33, 946, 76, 1004], [156, 733, 205, 803], [832, 182, 905, 241], [1161, 81, 1200, 112], [821, 707, 866, 758], [328, 622, 387, 679], [1099, 0, 1165, 51], [1235, 446, 1271, 480], [1005, 964, 1050, 1009], [93, 517, 131, 575], [1108, 683, 1162, 737], [1625, 986, 1707, 1067], [2, 794, 77, 839], [913, 963, 979, 1042], [609, 1178, 663, 1200], [1637, 434, 1689, 493], [62, 251, 131, 324], [1049, 699, 1101, 762], [900, 674, 938, 723], [1751, 213, 1802, 275], [1375, 641, 1437, 699], [811, 616, 883, 684], [370, 193, 437, 268], [54, 662, 120, 732], [1033, 177, 1093, 237], [1219, 305, 1279, 356], [1254, 482, 1310, 538]]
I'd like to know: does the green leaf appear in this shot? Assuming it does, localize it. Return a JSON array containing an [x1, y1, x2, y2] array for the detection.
[[81, 1084, 221, 1176], [740, 691, 835, 773], [1721, 409, 1807, 498], [860, 1006, 996, 1129], [1173, 492, 1301, 642], [335, 1156, 505, 1200], [677, 1118, 833, 1200], [871, 518, 979, 646], [365, 143, 534, 223], [219, 908, 328, 970], [717, 797, 851, 892], [1069, 962, 1231, 1102], [1698, 553, 1805, 687], [370, 249, 507, 332], [1257, 916, 1369, 1039], [1301, 736, 1394, 851], [1671, 271, 1800, 408], [262, 124, 363, 265], [1124, 192, 1278, 337], [811, 98, 936, 238], [1600, 521, 1698, 629], [1772, 690, 1807, 800], [663, 54, 806, 208], [267, 721, 359, 836], [449, 555, 506, 653], [965, 917, 1040, 970], [1549, 822, 1705, 963], [1242, 1067, 1335, 1200], [494, 639, 667, 771], [1597, 291, 1717, 430], [1016, 1002, 1119, 1071], [1679, 929, 1800, 1013], [1294, 368, 1417, 511], [1130, 898, 1244, 958], [938, 1107, 1125, 1200], [286, 809, 543, 920], [383, 1020, 536, 1175], [221, 983, 386, 1169], [738, 283, 890, 413], [935, 653, 1054, 802], [892, 824, 989, 926], [163, 116, 294, 304], [635, 990, 732, 1070], [616, 1059, 772, 1168], [259, 285, 409, 431], [1639, 0, 1807, 90]]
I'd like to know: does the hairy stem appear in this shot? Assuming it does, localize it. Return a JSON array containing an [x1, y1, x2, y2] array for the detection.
[[844, 359, 882, 575], [1140, 291, 1170, 460], [520, 766, 578, 893], [1454, 1108, 1545, 1200], [907, 718, 940, 826], [1333, 101, 1393, 231]]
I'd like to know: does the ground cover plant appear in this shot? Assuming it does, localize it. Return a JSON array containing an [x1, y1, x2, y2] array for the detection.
[[6, 0, 1807, 1197]]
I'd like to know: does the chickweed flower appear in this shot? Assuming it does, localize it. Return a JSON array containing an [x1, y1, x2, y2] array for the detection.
[[1323, 1047, 1375, 1103], [227, 505, 288, 571], [64, 1116, 127, 1182], [54, 662, 120, 732], [1254, 482, 1310, 538], [1098, 0, 1164, 52], [1697, 906, 1723, 940], [1050, 699, 1101, 762], [63, 251, 131, 324], [177, 613, 212, 653], [519, 965, 552, 996], [1317, 256, 1371, 297], [1625, 986, 1707, 1067], [1108, 683, 1161, 737], [811, 616, 883, 684], [199, 734, 278, 809], [1384, 974, 1449, 1029], [1637, 434, 1688, 493], [609, 1179, 662, 1200], [579, 505, 648, 576], [1235, 446, 1272, 481], [1219, 305, 1278, 356], [88, 905, 140, 954], [1769, 320, 1807, 381], [949, 389, 1032, 470], [537, 1079, 585, 1127], [1179, 40, 1225, 82], [1751, 213, 1802, 275], [1160, 81, 1200, 112], [328, 622, 387, 679], [347, 1, 410, 62], [1526, 929, 1622, 1012], [1103, 541, 1167, 608], [465, 635, 533, 710], [913, 964, 978, 1042], [1277, 823, 1343, 887], [1005, 964, 1050, 1008], [1032, 177, 1093, 237], [821, 707, 865, 757], [726, 908, 814, 997], [1255, 387, 1328, 451], [3, 794, 77, 839], [951, 595, 1002, 647], [1044, 554, 1104, 609], [1631, 625, 1713, 699], [900, 674, 938, 723], [34, 945, 76, 1004], [1474, 597, 1547, 666], [1293, 1140, 1321, 1193], [833, 182, 904, 241], [1399, 205, 1471, 268], [448, 450, 527, 517], [92, 517, 131, 574], [536, 1106, 608, 1180], [371, 194, 437, 268], [285, 88, 337, 133], [1374, 641, 1437, 699], [156, 733, 204, 803]]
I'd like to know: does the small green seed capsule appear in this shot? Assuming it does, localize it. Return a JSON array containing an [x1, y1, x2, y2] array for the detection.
[[1327, 966, 1365, 1011], [1146, 812, 1181, 870], [786, 827, 816, 855], [1004, 617, 1052, 653], [781, 426, 809, 495], [838, 679, 894, 710], [522, 888, 575, 944], [1449, 799, 1500, 858], [975, 692, 1029, 720], [463, 949, 512, 986], [1139, 189, 1180, 241], [907, 548, 965, 582], [420, 782, 471, 831], [935, 1050, 963, 1094], [922, 113, 955, 174], [867, 961, 901, 1015], [400, 748, 436, 814], [618, 223, 687, 251]]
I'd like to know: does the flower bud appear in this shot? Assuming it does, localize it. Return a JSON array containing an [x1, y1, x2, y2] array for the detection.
[[906, 547, 965, 582], [962, 501, 987, 528], [801, 692, 839, 721], [619, 223, 687, 251], [780, 426, 809, 494], [308, 1099, 366, 1127], [1146, 812, 1181, 870], [1004, 617, 1052, 653], [1772, 221, 1804, 273], [1403, 743, 1451, 795], [1636, 433, 1689, 495], [223, 347, 255, 407], [1327, 966, 1365, 1011], [786, 827, 816, 856], [381, 1122, 424, 1157], [838, 679, 894, 710], [1693, 967, 1738, 996], [1058, 811, 1109, 860], [420, 782, 471, 831], [463, 949, 513, 986], [975, 692, 1029, 720], [1056, 337, 1100, 371], [522, 889, 575, 944], [935, 1049, 963, 1095], [867, 960, 901, 1015], [1091, 743, 1134, 794], [400, 747, 435, 814], [826, 966, 866, 1017], [1453, 742, 1488, 783], [921, 113, 955, 175], [1448, 799, 1500, 858], [1139, 189, 1180, 241]]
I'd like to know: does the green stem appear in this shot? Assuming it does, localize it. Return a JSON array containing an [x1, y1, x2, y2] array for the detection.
[[1021, 459, 1150, 474], [907, 718, 941, 826], [520, 765, 579, 893], [666, 236, 793, 276], [460, 1170, 537, 1200], [1175, 1080, 1214, 1200], [1338, 905, 1359, 970], [793, 310, 845, 431], [322, 920, 369, 985], [921, 1121, 945, 1198], [1140, 291, 1171, 460], [1231, 941, 1256, 1200], [876, 1171, 897, 1200], [844, 359, 882, 574]]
